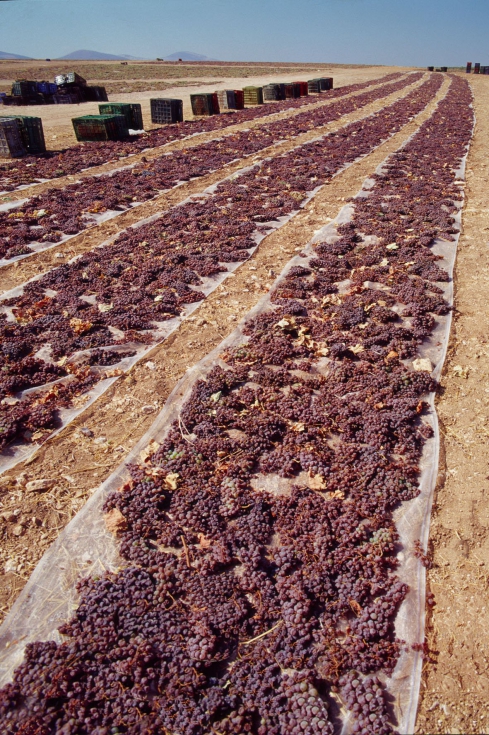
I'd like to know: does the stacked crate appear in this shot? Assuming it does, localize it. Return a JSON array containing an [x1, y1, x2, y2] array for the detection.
[[82, 86, 109, 102], [474, 63, 481, 74], [428, 66, 435, 72], [2, 116, 46, 154], [150, 98, 183, 125], [263, 84, 282, 102], [99, 102, 143, 130], [243, 86, 264, 105], [284, 83, 298, 99], [319, 78, 333, 91], [216, 90, 236, 111], [72, 114, 129, 142], [307, 79, 322, 94], [233, 90, 245, 109], [466, 63, 472, 73], [0, 118, 25, 158], [191, 93, 218, 116], [440, 66, 448, 73], [293, 82, 309, 96]]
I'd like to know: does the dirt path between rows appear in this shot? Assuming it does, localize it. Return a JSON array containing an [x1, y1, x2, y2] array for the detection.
[[415, 75, 489, 735], [0, 77, 450, 624], [0, 74, 425, 294], [1, 72, 411, 202]]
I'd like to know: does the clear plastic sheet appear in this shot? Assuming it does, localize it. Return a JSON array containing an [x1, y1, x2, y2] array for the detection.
[[0, 138, 351, 474], [0, 75, 424, 271], [0, 114, 472, 735]]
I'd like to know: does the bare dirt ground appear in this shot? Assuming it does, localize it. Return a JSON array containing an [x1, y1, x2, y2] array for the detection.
[[414, 73, 489, 735], [0, 73, 446, 620], [0, 61, 411, 149]]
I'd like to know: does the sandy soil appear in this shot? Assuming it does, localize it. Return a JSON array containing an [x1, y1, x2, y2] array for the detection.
[[0, 75, 447, 624], [0, 73, 424, 295], [414, 73, 489, 735], [0, 64, 410, 150]]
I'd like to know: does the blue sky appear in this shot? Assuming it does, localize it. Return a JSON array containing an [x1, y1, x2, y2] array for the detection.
[[1, 0, 488, 66]]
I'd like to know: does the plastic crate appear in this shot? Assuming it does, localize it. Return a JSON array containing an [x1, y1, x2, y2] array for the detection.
[[440, 67, 448, 73], [0, 117, 25, 158], [474, 63, 480, 74], [233, 90, 244, 109], [191, 93, 217, 116], [82, 86, 109, 102], [72, 114, 129, 142], [284, 83, 299, 99], [150, 98, 183, 125], [293, 82, 308, 96], [54, 92, 82, 104], [6, 115, 46, 153], [307, 79, 322, 94], [216, 90, 236, 111], [56, 72, 86, 87], [317, 78, 332, 91], [36, 81, 58, 95], [466, 63, 472, 73], [263, 84, 282, 102], [243, 86, 264, 105], [99, 102, 143, 130], [12, 80, 38, 97], [427, 66, 435, 72]]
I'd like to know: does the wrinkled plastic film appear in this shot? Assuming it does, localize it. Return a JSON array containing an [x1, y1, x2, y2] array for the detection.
[[0, 124, 471, 735]]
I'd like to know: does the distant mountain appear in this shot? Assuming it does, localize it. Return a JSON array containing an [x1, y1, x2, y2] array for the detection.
[[0, 50, 33, 60], [56, 50, 146, 61], [163, 51, 216, 61]]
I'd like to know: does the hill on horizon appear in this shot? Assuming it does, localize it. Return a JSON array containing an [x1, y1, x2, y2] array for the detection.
[[0, 50, 33, 60], [163, 51, 217, 61], [56, 49, 146, 61]]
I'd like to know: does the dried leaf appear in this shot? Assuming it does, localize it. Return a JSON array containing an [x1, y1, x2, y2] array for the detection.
[[104, 508, 127, 535]]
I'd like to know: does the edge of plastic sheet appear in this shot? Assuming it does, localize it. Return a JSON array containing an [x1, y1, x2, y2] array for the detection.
[[0, 112, 473, 735], [0, 78, 436, 472], [0, 73, 423, 270]]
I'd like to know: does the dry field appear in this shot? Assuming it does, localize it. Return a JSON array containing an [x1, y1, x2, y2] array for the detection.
[[0, 62, 487, 734]]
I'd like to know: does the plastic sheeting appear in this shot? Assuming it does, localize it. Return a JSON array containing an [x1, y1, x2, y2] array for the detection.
[[0, 108, 472, 735]]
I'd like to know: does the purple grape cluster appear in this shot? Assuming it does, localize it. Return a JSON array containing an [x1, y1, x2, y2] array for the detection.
[[0, 76, 443, 453], [0, 77, 473, 733]]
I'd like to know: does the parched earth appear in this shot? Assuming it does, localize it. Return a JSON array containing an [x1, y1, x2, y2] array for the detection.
[[0, 65, 488, 734]]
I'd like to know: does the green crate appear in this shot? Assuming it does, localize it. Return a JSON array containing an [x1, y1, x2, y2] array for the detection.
[[72, 114, 129, 142], [0, 117, 25, 158], [4, 115, 46, 154], [242, 86, 264, 105], [99, 102, 143, 130]]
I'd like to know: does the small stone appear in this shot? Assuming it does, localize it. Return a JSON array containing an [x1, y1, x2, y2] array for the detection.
[[1, 511, 17, 523], [25, 478, 56, 493], [80, 427, 94, 437], [412, 358, 433, 372], [12, 524, 24, 537], [145, 361, 155, 370], [141, 405, 155, 414], [4, 559, 17, 573], [93, 436, 107, 445]]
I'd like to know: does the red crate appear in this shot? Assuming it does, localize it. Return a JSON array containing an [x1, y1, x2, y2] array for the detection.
[[233, 90, 244, 109], [212, 93, 220, 114]]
